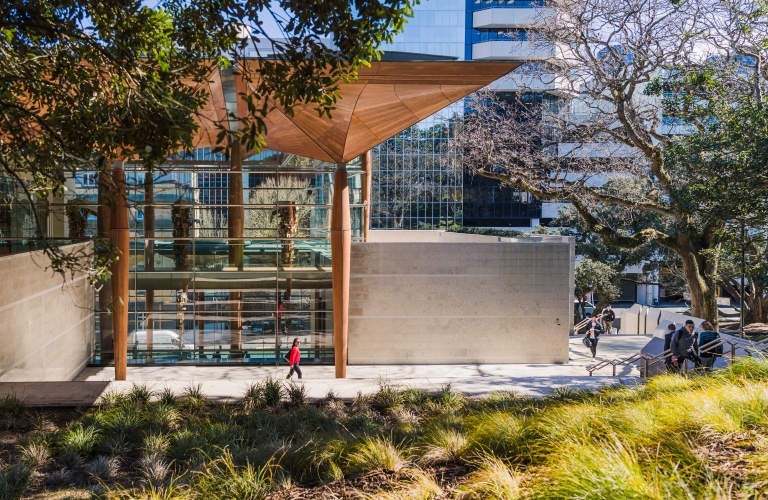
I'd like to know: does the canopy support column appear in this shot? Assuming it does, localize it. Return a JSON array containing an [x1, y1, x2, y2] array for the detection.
[[331, 163, 350, 378], [109, 160, 129, 381], [228, 142, 244, 356]]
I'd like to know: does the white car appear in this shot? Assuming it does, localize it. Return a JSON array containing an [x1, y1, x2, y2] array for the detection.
[[574, 300, 596, 318], [128, 330, 195, 351]]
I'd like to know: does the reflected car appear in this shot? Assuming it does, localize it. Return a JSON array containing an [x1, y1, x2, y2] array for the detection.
[[128, 330, 195, 354]]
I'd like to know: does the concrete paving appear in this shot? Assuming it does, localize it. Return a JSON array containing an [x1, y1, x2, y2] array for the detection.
[[0, 334, 652, 406]]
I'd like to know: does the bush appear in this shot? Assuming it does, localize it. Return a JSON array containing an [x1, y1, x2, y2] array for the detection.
[[727, 356, 768, 381], [85, 455, 120, 481], [348, 436, 411, 474], [0, 463, 33, 500], [263, 377, 283, 407], [61, 425, 100, 456]]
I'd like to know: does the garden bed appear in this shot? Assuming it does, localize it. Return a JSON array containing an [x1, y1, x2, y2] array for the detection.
[[2, 359, 768, 499]]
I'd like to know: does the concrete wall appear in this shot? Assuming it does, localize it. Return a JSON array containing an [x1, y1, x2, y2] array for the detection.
[[348, 231, 574, 364], [0, 244, 94, 381]]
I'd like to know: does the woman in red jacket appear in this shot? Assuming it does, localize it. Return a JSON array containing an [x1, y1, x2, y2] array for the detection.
[[286, 338, 302, 379]]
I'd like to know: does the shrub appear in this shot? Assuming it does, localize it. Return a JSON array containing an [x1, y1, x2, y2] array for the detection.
[[263, 377, 283, 407], [85, 455, 120, 481], [192, 449, 281, 498], [0, 392, 26, 429], [348, 436, 411, 474], [58, 449, 84, 469], [143, 432, 171, 457], [457, 454, 522, 500], [0, 463, 33, 500], [727, 357, 768, 381], [418, 427, 469, 466], [61, 425, 100, 455], [243, 382, 264, 410], [286, 381, 308, 407], [158, 387, 177, 407], [127, 383, 155, 406], [137, 453, 172, 482], [18, 442, 50, 468]]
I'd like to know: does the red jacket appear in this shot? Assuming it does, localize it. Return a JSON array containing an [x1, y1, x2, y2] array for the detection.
[[288, 346, 301, 365]]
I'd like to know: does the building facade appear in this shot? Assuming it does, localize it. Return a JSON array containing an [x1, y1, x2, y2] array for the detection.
[[372, 0, 557, 230]]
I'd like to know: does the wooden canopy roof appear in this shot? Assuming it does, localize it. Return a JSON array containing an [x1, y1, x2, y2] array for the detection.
[[193, 61, 521, 163]]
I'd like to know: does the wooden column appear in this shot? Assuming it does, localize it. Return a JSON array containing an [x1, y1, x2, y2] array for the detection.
[[331, 163, 351, 378], [109, 161, 129, 380], [228, 142, 244, 355], [361, 151, 372, 242], [144, 167, 154, 361], [97, 166, 113, 361]]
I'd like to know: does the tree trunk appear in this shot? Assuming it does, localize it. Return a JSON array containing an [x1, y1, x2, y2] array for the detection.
[[678, 242, 719, 327]]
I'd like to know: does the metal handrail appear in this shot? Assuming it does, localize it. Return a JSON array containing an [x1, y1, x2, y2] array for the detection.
[[575, 313, 605, 333], [586, 336, 768, 378]]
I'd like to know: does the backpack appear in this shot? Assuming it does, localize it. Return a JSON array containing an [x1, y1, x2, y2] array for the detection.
[[699, 331, 722, 356]]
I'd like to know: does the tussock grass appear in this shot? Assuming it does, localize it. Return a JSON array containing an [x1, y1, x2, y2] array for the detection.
[[457, 454, 523, 500], [348, 436, 411, 473], [9, 357, 768, 499]]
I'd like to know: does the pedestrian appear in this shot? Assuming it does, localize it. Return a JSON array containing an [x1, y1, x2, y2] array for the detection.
[[286, 338, 302, 379], [663, 323, 677, 372], [602, 304, 616, 334], [698, 321, 722, 369], [671, 320, 702, 371], [584, 317, 604, 360]]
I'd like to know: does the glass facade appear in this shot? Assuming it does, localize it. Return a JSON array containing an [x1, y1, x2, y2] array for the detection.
[[31, 149, 364, 365], [371, 1, 546, 231], [371, 112, 463, 230], [379, 0, 466, 59]]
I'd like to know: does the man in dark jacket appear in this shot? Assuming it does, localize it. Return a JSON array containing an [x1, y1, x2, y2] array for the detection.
[[602, 305, 616, 334], [671, 320, 702, 369], [663, 323, 677, 371]]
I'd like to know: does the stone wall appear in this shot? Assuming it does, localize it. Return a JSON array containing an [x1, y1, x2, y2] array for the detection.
[[348, 231, 574, 364], [0, 244, 94, 381]]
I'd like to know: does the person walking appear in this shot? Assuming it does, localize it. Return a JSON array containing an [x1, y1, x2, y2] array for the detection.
[[584, 317, 604, 360], [671, 320, 702, 371], [286, 338, 302, 379], [698, 321, 722, 369], [602, 305, 616, 334], [663, 323, 677, 372]]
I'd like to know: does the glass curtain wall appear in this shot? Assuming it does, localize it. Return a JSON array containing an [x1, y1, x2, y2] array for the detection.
[[73, 149, 362, 365], [371, 113, 463, 230]]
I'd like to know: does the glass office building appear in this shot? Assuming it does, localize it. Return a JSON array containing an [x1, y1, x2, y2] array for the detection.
[[372, 0, 549, 230]]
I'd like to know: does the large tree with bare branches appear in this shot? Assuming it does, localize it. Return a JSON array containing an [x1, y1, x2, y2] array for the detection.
[[457, 0, 768, 326]]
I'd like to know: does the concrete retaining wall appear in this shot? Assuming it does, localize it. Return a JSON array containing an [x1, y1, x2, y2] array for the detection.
[[0, 244, 94, 381], [348, 231, 574, 365]]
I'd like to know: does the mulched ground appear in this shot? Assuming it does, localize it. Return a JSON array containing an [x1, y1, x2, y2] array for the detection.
[[266, 465, 471, 499]]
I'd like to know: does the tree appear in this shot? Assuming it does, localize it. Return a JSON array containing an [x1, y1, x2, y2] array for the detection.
[[1, 0, 417, 278], [455, 0, 768, 326], [718, 227, 768, 324], [574, 258, 621, 324]]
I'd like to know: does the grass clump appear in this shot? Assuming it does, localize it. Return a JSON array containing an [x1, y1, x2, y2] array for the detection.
[[348, 436, 411, 474], [0, 463, 34, 500], [457, 454, 523, 499]]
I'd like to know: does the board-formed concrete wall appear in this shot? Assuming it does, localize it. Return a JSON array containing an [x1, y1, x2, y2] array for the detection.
[[348, 231, 574, 364], [0, 244, 94, 381]]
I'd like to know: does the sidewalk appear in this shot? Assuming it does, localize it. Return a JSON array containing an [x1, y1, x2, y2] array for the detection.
[[0, 335, 652, 406]]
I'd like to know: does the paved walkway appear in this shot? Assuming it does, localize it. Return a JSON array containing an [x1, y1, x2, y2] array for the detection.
[[1, 335, 652, 406]]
